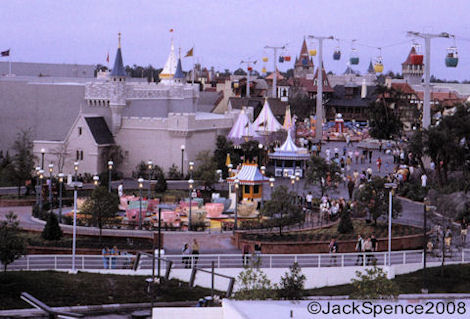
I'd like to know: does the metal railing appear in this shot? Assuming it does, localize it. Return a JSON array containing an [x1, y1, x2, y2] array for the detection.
[[5, 249, 469, 271]]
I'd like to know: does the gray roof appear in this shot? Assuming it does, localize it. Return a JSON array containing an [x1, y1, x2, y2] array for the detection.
[[197, 91, 222, 112], [228, 97, 287, 118], [110, 48, 127, 77], [327, 85, 377, 108], [85, 117, 115, 145], [0, 61, 94, 78]]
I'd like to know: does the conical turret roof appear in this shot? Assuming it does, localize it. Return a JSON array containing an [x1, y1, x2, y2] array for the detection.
[[269, 129, 310, 160], [227, 109, 263, 145], [174, 58, 185, 79], [110, 33, 127, 77], [283, 105, 293, 130], [160, 39, 177, 79]]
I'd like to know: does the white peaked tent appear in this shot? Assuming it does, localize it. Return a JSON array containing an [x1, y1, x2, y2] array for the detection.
[[253, 99, 282, 134], [227, 109, 262, 145]]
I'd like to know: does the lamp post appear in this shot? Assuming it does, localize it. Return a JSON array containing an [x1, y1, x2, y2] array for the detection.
[[188, 179, 194, 231], [227, 164, 233, 177], [40, 148, 46, 169], [35, 166, 40, 208], [384, 182, 397, 266], [74, 161, 79, 182], [39, 170, 44, 212], [234, 179, 240, 231], [71, 181, 83, 272], [58, 173, 64, 223], [290, 175, 296, 192], [180, 145, 185, 177], [258, 143, 263, 166], [93, 175, 99, 187], [147, 160, 153, 199], [48, 164, 53, 212], [295, 171, 300, 203], [107, 161, 113, 193], [260, 166, 266, 208], [138, 177, 144, 230]]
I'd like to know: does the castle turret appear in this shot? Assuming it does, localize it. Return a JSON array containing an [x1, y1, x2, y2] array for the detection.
[[109, 33, 127, 135], [173, 57, 185, 84], [160, 39, 177, 80], [402, 47, 423, 85], [294, 38, 314, 79]]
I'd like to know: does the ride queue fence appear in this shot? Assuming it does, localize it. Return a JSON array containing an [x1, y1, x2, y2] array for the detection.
[[4, 249, 470, 271]]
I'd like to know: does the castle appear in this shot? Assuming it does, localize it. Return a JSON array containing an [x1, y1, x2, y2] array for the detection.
[[0, 34, 236, 177]]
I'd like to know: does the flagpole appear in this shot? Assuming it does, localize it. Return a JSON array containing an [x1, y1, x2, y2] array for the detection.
[[192, 44, 195, 85], [8, 51, 11, 76]]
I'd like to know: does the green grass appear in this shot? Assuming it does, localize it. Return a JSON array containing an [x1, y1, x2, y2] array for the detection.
[[0, 271, 219, 310], [244, 220, 422, 242], [305, 264, 470, 296]]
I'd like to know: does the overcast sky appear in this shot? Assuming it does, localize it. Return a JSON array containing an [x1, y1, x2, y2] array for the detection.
[[1, 0, 470, 80]]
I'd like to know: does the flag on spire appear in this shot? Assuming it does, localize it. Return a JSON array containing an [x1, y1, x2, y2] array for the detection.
[[1, 49, 10, 57], [184, 47, 193, 57], [106, 52, 109, 63]]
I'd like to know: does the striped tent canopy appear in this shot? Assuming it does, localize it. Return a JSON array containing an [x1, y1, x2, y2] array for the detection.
[[283, 105, 293, 131], [253, 99, 282, 134], [269, 130, 310, 160], [227, 163, 269, 185], [227, 109, 263, 145]]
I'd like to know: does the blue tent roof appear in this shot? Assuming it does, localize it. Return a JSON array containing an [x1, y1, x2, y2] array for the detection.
[[174, 58, 184, 79], [110, 48, 127, 77]]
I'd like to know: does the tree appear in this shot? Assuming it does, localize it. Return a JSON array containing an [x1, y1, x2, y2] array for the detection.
[[304, 156, 342, 196], [261, 186, 303, 236], [337, 204, 354, 234], [233, 68, 247, 76], [41, 212, 63, 241], [133, 161, 167, 193], [368, 85, 403, 140], [350, 266, 399, 300], [10, 130, 36, 197], [354, 177, 402, 225], [0, 212, 26, 271], [233, 258, 273, 300], [167, 163, 182, 180], [81, 186, 119, 240], [213, 135, 240, 178], [278, 262, 306, 300], [193, 150, 218, 191], [289, 94, 315, 119]]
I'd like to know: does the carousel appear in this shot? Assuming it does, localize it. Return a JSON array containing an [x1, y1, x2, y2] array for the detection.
[[268, 130, 310, 178]]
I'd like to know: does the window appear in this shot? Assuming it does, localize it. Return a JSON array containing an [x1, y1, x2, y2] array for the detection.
[[76, 150, 80, 161], [78, 127, 82, 135], [244, 185, 250, 194], [253, 185, 259, 194], [80, 151, 84, 161]]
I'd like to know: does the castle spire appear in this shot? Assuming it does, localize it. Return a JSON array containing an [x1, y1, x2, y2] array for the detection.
[[160, 38, 178, 79], [110, 32, 127, 77]]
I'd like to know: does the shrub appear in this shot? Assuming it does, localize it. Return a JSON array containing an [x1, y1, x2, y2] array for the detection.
[[278, 262, 306, 300], [350, 266, 399, 300], [233, 258, 273, 300], [338, 208, 354, 234], [41, 212, 63, 241]]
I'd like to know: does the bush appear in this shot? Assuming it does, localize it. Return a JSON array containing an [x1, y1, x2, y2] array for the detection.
[[350, 266, 399, 300], [337, 208, 354, 234], [278, 262, 306, 300], [233, 258, 273, 300], [41, 213, 63, 241]]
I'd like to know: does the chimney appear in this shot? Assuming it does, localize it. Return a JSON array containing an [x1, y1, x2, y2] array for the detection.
[[361, 79, 367, 99]]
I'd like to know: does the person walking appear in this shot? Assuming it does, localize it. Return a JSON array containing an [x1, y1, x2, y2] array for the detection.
[[110, 245, 119, 269], [461, 218, 468, 248], [368, 149, 373, 164], [363, 237, 373, 265], [328, 237, 338, 266], [102, 247, 110, 269], [182, 243, 191, 268], [355, 234, 364, 265], [376, 157, 382, 173], [354, 150, 360, 164], [306, 192, 313, 209], [444, 227, 452, 255], [347, 177, 355, 200], [192, 239, 200, 266]]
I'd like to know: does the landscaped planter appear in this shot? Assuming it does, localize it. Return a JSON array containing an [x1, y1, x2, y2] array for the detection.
[[0, 198, 37, 207]]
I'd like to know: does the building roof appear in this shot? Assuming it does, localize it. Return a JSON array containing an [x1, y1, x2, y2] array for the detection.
[[160, 39, 177, 79], [282, 105, 293, 130], [415, 91, 464, 106], [85, 117, 115, 145], [265, 69, 284, 81], [110, 47, 127, 77], [174, 58, 185, 79], [0, 62, 95, 78], [367, 60, 375, 74], [269, 130, 310, 160], [295, 39, 314, 68], [402, 47, 421, 66], [227, 163, 269, 185], [253, 99, 283, 133], [391, 83, 416, 95], [327, 85, 377, 108]]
